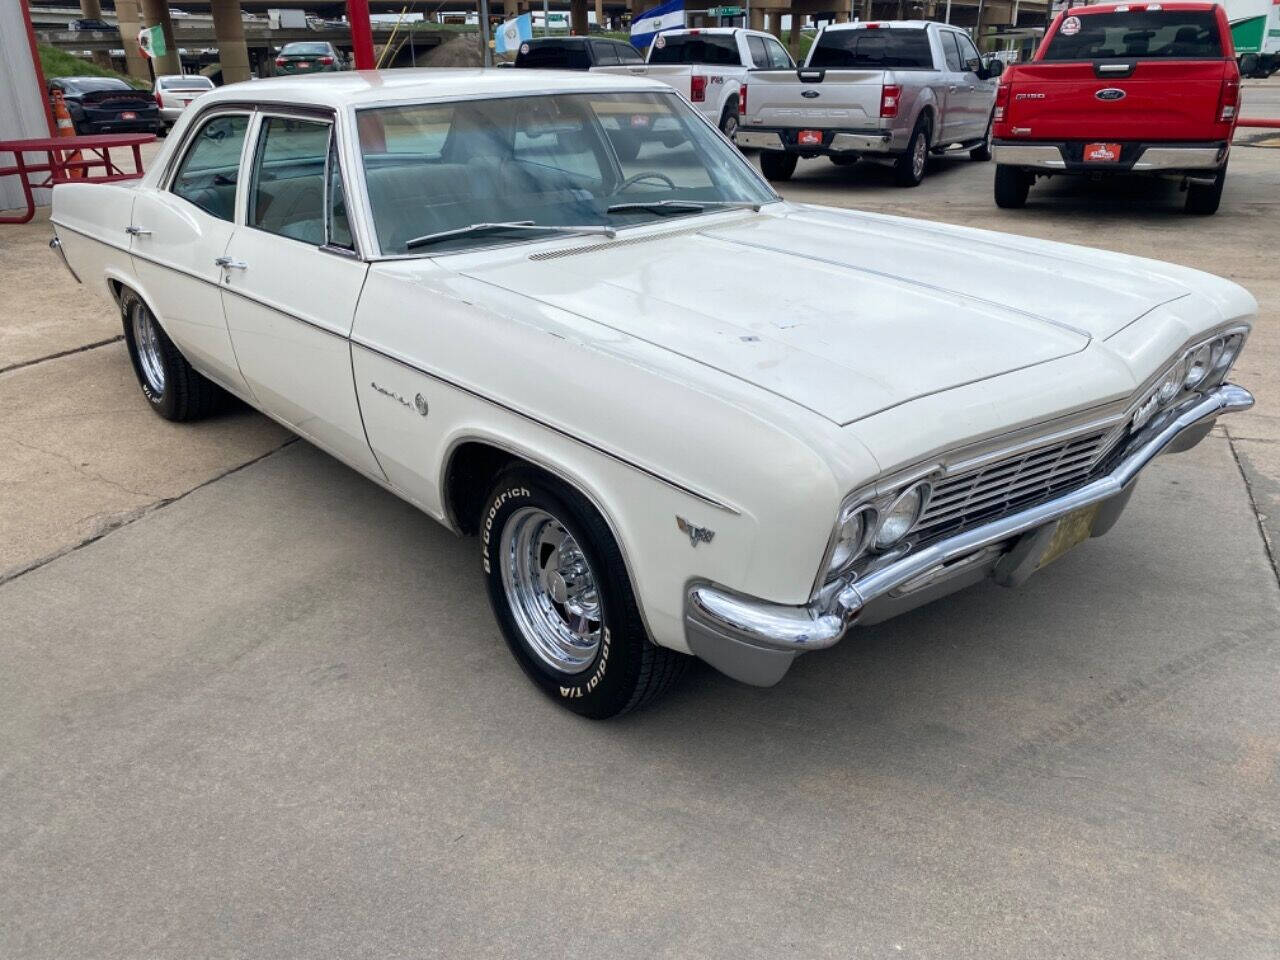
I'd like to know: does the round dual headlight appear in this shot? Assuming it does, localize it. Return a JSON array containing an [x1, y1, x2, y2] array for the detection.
[[1183, 342, 1214, 390], [1157, 362, 1184, 405], [1212, 333, 1243, 379], [873, 482, 930, 551], [824, 506, 873, 582]]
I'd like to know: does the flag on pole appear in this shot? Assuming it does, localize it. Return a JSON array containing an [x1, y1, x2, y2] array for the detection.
[[494, 12, 533, 55], [138, 23, 166, 59], [630, 0, 684, 49]]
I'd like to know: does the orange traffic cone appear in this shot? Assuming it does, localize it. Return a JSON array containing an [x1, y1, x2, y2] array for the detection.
[[51, 89, 85, 179]]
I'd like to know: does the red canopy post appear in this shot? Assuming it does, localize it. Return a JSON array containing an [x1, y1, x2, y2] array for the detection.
[[348, 0, 376, 70]]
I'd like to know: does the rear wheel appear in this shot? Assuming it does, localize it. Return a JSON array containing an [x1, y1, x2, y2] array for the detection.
[[970, 114, 993, 161], [481, 468, 690, 718], [994, 164, 1032, 208], [120, 289, 222, 421], [894, 116, 931, 187], [719, 98, 740, 141], [1185, 163, 1226, 215], [760, 150, 797, 181]]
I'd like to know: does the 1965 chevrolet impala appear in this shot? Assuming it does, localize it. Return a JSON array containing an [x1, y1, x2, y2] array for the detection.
[[49, 70, 1255, 717]]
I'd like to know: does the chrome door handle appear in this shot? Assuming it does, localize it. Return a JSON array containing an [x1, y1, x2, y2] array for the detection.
[[214, 256, 248, 270], [125, 225, 151, 236]]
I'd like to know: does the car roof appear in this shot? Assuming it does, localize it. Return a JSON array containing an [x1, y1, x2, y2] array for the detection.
[[823, 19, 937, 31], [1065, 1, 1219, 13], [200, 68, 669, 108]]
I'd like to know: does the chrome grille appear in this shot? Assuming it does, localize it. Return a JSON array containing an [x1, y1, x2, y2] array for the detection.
[[915, 428, 1119, 540]]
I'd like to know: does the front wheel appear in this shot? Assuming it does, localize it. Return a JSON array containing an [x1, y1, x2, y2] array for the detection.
[[120, 289, 222, 421], [894, 117, 931, 187], [1185, 164, 1226, 215], [759, 150, 797, 181], [994, 164, 1032, 208], [481, 468, 690, 718]]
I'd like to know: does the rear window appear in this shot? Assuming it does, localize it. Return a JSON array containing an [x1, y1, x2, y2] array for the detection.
[[63, 77, 132, 93], [808, 28, 934, 69], [160, 76, 214, 89], [281, 42, 331, 55], [514, 40, 591, 69], [648, 34, 741, 66], [1042, 11, 1224, 60]]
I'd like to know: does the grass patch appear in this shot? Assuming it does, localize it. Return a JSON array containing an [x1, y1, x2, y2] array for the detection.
[[38, 44, 148, 89]]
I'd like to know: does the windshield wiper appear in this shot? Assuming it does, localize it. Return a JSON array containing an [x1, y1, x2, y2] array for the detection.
[[404, 221, 617, 251], [605, 200, 765, 215]]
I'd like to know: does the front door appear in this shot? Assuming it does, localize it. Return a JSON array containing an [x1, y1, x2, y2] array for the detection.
[[219, 112, 384, 479], [129, 111, 252, 396]]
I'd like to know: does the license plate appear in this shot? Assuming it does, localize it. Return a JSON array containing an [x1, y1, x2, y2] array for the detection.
[[797, 129, 823, 146], [1083, 142, 1122, 163], [296, 61, 311, 68], [1035, 504, 1100, 571], [121, 111, 137, 119]]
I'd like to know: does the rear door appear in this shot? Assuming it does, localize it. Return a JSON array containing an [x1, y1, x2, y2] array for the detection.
[[129, 110, 251, 395], [1009, 8, 1232, 141], [952, 29, 993, 140]]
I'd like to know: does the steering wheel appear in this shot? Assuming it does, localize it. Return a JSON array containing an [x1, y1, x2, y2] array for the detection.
[[614, 171, 677, 194]]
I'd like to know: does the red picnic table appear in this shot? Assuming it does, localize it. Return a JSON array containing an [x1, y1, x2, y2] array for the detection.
[[0, 133, 155, 225]]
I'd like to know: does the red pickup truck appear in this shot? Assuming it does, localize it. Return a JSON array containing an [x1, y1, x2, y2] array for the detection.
[[992, 2, 1241, 214]]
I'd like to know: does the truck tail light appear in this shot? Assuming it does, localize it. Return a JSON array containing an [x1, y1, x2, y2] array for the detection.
[[155, 92, 163, 109], [320, 56, 334, 65], [1217, 72, 1239, 122], [739, 83, 747, 115], [880, 83, 900, 119], [691, 74, 707, 102], [994, 82, 1011, 122]]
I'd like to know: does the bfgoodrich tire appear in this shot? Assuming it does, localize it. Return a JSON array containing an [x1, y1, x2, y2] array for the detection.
[[994, 164, 1032, 208], [760, 150, 797, 181], [481, 468, 689, 718], [120, 289, 222, 421]]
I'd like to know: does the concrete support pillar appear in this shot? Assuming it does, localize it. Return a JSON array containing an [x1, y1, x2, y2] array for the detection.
[[210, 0, 251, 83], [78, 0, 113, 67], [787, 8, 801, 54], [570, 0, 588, 35], [504, 0, 519, 17], [749, 5, 764, 29], [595, 0, 604, 28], [113, 0, 150, 83], [138, 0, 181, 74]]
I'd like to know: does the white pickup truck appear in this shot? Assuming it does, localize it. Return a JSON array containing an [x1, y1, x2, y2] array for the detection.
[[738, 21, 1002, 185], [595, 28, 795, 138]]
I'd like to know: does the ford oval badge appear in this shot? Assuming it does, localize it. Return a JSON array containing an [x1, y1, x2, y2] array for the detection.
[[1096, 88, 1126, 101], [801, 89, 820, 99]]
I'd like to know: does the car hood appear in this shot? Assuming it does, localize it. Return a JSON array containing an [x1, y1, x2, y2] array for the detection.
[[457, 204, 1195, 425]]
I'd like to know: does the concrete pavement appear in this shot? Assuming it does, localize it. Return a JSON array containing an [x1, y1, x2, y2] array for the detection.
[[2, 85, 1279, 959]]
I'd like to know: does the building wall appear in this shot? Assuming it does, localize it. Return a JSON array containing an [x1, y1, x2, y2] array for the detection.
[[0, 0, 53, 211]]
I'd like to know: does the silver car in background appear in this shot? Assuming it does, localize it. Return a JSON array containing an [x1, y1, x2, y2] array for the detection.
[[151, 74, 215, 130]]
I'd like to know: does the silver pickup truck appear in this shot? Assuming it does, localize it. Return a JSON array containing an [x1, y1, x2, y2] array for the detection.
[[738, 20, 1003, 186]]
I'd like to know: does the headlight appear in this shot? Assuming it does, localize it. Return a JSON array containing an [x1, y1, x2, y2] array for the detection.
[[823, 505, 873, 583], [1211, 333, 1243, 381], [873, 482, 929, 551], [1183, 343, 1214, 389], [1157, 362, 1183, 404]]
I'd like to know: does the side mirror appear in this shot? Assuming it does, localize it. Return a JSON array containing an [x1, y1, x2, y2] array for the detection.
[[986, 58, 1004, 79], [1239, 53, 1259, 77]]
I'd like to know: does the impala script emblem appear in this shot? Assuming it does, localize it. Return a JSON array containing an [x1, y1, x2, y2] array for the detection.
[[371, 381, 428, 417], [676, 516, 715, 547]]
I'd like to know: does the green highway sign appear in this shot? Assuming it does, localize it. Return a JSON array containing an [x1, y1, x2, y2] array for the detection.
[[706, 5, 743, 15]]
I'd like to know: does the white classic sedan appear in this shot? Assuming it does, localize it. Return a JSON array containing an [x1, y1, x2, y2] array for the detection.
[[49, 70, 1255, 717]]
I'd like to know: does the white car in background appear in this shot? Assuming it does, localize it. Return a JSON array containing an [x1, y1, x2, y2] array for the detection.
[[151, 74, 214, 130], [48, 70, 1255, 717]]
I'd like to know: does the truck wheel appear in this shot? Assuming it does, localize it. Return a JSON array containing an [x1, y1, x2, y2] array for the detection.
[[719, 98, 739, 141], [760, 150, 797, 181], [994, 164, 1031, 209], [481, 467, 690, 718], [1185, 164, 1226, 215], [970, 114, 993, 161], [120, 289, 223, 421], [894, 117, 931, 187]]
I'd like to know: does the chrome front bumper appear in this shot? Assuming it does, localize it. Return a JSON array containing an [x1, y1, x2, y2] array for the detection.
[[685, 383, 1254, 686]]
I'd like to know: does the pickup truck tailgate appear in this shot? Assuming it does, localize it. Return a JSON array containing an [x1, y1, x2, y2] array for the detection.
[[745, 69, 883, 128], [1005, 61, 1231, 141]]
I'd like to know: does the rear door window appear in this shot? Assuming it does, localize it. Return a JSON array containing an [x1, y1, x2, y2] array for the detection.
[[746, 35, 768, 67], [1042, 11, 1224, 60], [248, 116, 331, 245], [942, 31, 963, 71], [592, 41, 621, 65], [647, 34, 742, 65], [808, 28, 934, 69], [170, 113, 250, 221]]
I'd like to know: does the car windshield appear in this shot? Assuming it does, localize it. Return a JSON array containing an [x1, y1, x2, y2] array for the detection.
[[808, 27, 934, 69], [282, 42, 330, 55], [356, 91, 776, 256], [1042, 11, 1223, 60]]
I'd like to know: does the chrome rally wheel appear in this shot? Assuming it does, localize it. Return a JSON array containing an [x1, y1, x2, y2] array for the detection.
[[131, 300, 167, 396], [500, 506, 603, 674]]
